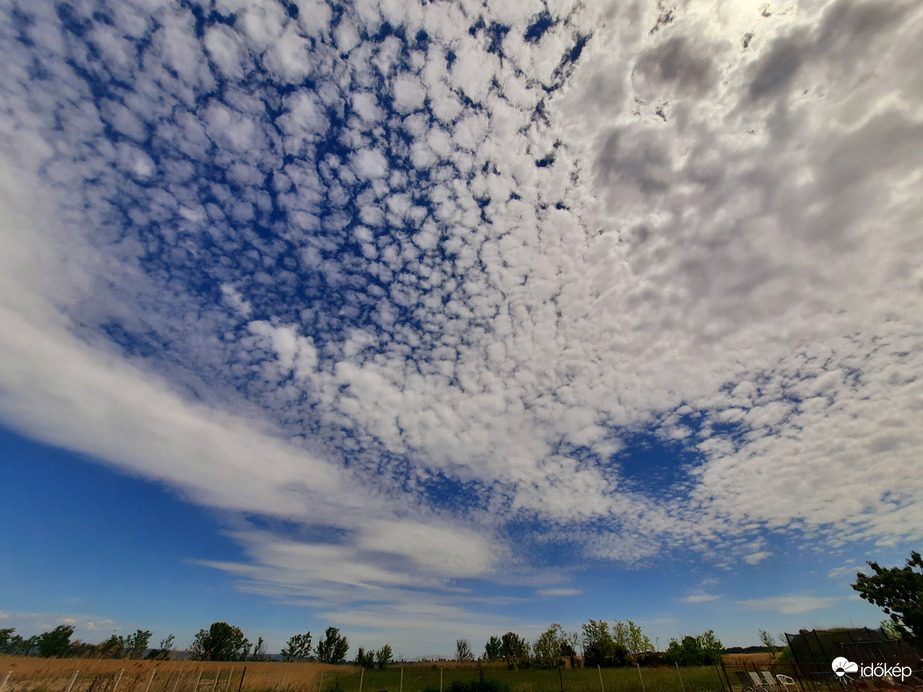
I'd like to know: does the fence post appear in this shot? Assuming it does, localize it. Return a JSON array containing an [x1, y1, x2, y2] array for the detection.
[[214, 670, 221, 692], [558, 666, 565, 692], [145, 669, 157, 692], [359, 668, 364, 692], [194, 670, 203, 692], [113, 669, 125, 692], [172, 668, 184, 692], [439, 668, 442, 692], [597, 665, 604, 692], [1, 671, 12, 692], [236, 667, 248, 692], [718, 658, 732, 692], [675, 663, 685, 692], [66, 671, 80, 692], [226, 670, 233, 692], [635, 663, 645, 692], [400, 667, 404, 692]]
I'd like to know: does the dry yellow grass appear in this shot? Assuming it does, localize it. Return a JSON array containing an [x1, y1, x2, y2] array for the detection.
[[0, 657, 350, 692], [722, 653, 774, 666]]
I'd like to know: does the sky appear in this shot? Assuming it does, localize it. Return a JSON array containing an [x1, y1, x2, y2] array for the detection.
[[0, 0, 922, 661]]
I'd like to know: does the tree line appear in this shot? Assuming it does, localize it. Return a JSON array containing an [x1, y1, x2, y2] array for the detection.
[[0, 623, 376, 665], [0, 626, 173, 659], [2, 550, 918, 665], [0, 619, 712, 667], [466, 620, 721, 669]]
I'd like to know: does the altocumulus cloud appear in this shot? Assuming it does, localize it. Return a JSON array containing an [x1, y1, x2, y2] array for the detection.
[[1, 0, 922, 635]]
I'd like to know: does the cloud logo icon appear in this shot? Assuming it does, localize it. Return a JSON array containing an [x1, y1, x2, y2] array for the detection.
[[832, 658, 858, 677]]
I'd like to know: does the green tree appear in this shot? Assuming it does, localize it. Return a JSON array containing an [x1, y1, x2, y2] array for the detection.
[[499, 632, 530, 668], [483, 636, 502, 662], [315, 627, 349, 664], [758, 630, 777, 659], [0, 628, 14, 653], [124, 630, 152, 659], [97, 634, 125, 658], [67, 640, 96, 658], [147, 635, 175, 661], [375, 644, 393, 670], [561, 631, 580, 668], [533, 624, 567, 668], [612, 621, 653, 656], [853, 551, 923, 647], [190, 622, 251, 661], [250, 637, 268, 662], [37, 625, 75, 658], [4, 633, 38, 656], [282, 632, 313, 662], [456, 639, 474, 662], [663, 630, 723, 666], [354, 646, 375, 669], [880, 619, 901, 640], [582, 620, 629, 668]]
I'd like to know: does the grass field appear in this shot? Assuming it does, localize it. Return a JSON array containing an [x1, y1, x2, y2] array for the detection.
[[0, 659, 731, 692], [321, 663, 727, 692], [720, 655, 773, 667], [0, 657, 337, 692]]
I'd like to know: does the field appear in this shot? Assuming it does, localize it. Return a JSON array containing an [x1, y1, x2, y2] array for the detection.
[[720, 655, 773, 668], [0, 659, 728, 692], [0, 657, 337, 692]]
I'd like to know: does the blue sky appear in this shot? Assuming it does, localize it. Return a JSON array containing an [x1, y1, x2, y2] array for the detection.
[[1, 0, 921, 660]]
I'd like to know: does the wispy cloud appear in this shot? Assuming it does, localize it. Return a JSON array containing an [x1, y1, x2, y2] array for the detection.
[[681, 593, 722, 604], [537, 588, 582, 597], [736, 596, 842, 615]]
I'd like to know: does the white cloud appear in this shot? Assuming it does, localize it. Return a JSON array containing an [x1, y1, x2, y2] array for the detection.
[[681, 592, 721, 604], [736, 595, 842, 615], [537, 588, 582, 597]]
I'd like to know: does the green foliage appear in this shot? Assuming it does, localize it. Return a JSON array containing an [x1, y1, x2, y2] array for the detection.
[[37, 624, 75, 657], [499, 632, 530, 668], [124, 629, 153, 659], [422, 680, 511, 692], [354, 647, 376, 669], [250, 637, 268, 662], [634, 652, 667, 667], [98, 634, 125, 658], [450, 680, 510, 692], [456, 639, 475, 662], [3, 632, 38, 655], [533, 624, 567, 669], [190, 622, 251, 661], [323, 678, 344, 692], [147, 634, 175, 661], [375, 644, 393, 670], [66, 640, 97, 658], [282, 632, 314, 662], [0, 628, 14, 652], [663, 630, 723, 666], [880, 619, 901, 640], [853, 551, 923, 647], [316, 627, 349, 664], [581, 620, 629, 668], [757, 630, 777, 659], [483, 636, 503, 662], [612, 621, 653, 656]]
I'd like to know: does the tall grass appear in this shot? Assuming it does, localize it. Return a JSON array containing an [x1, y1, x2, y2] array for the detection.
[[0, 657, 341, 692]]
